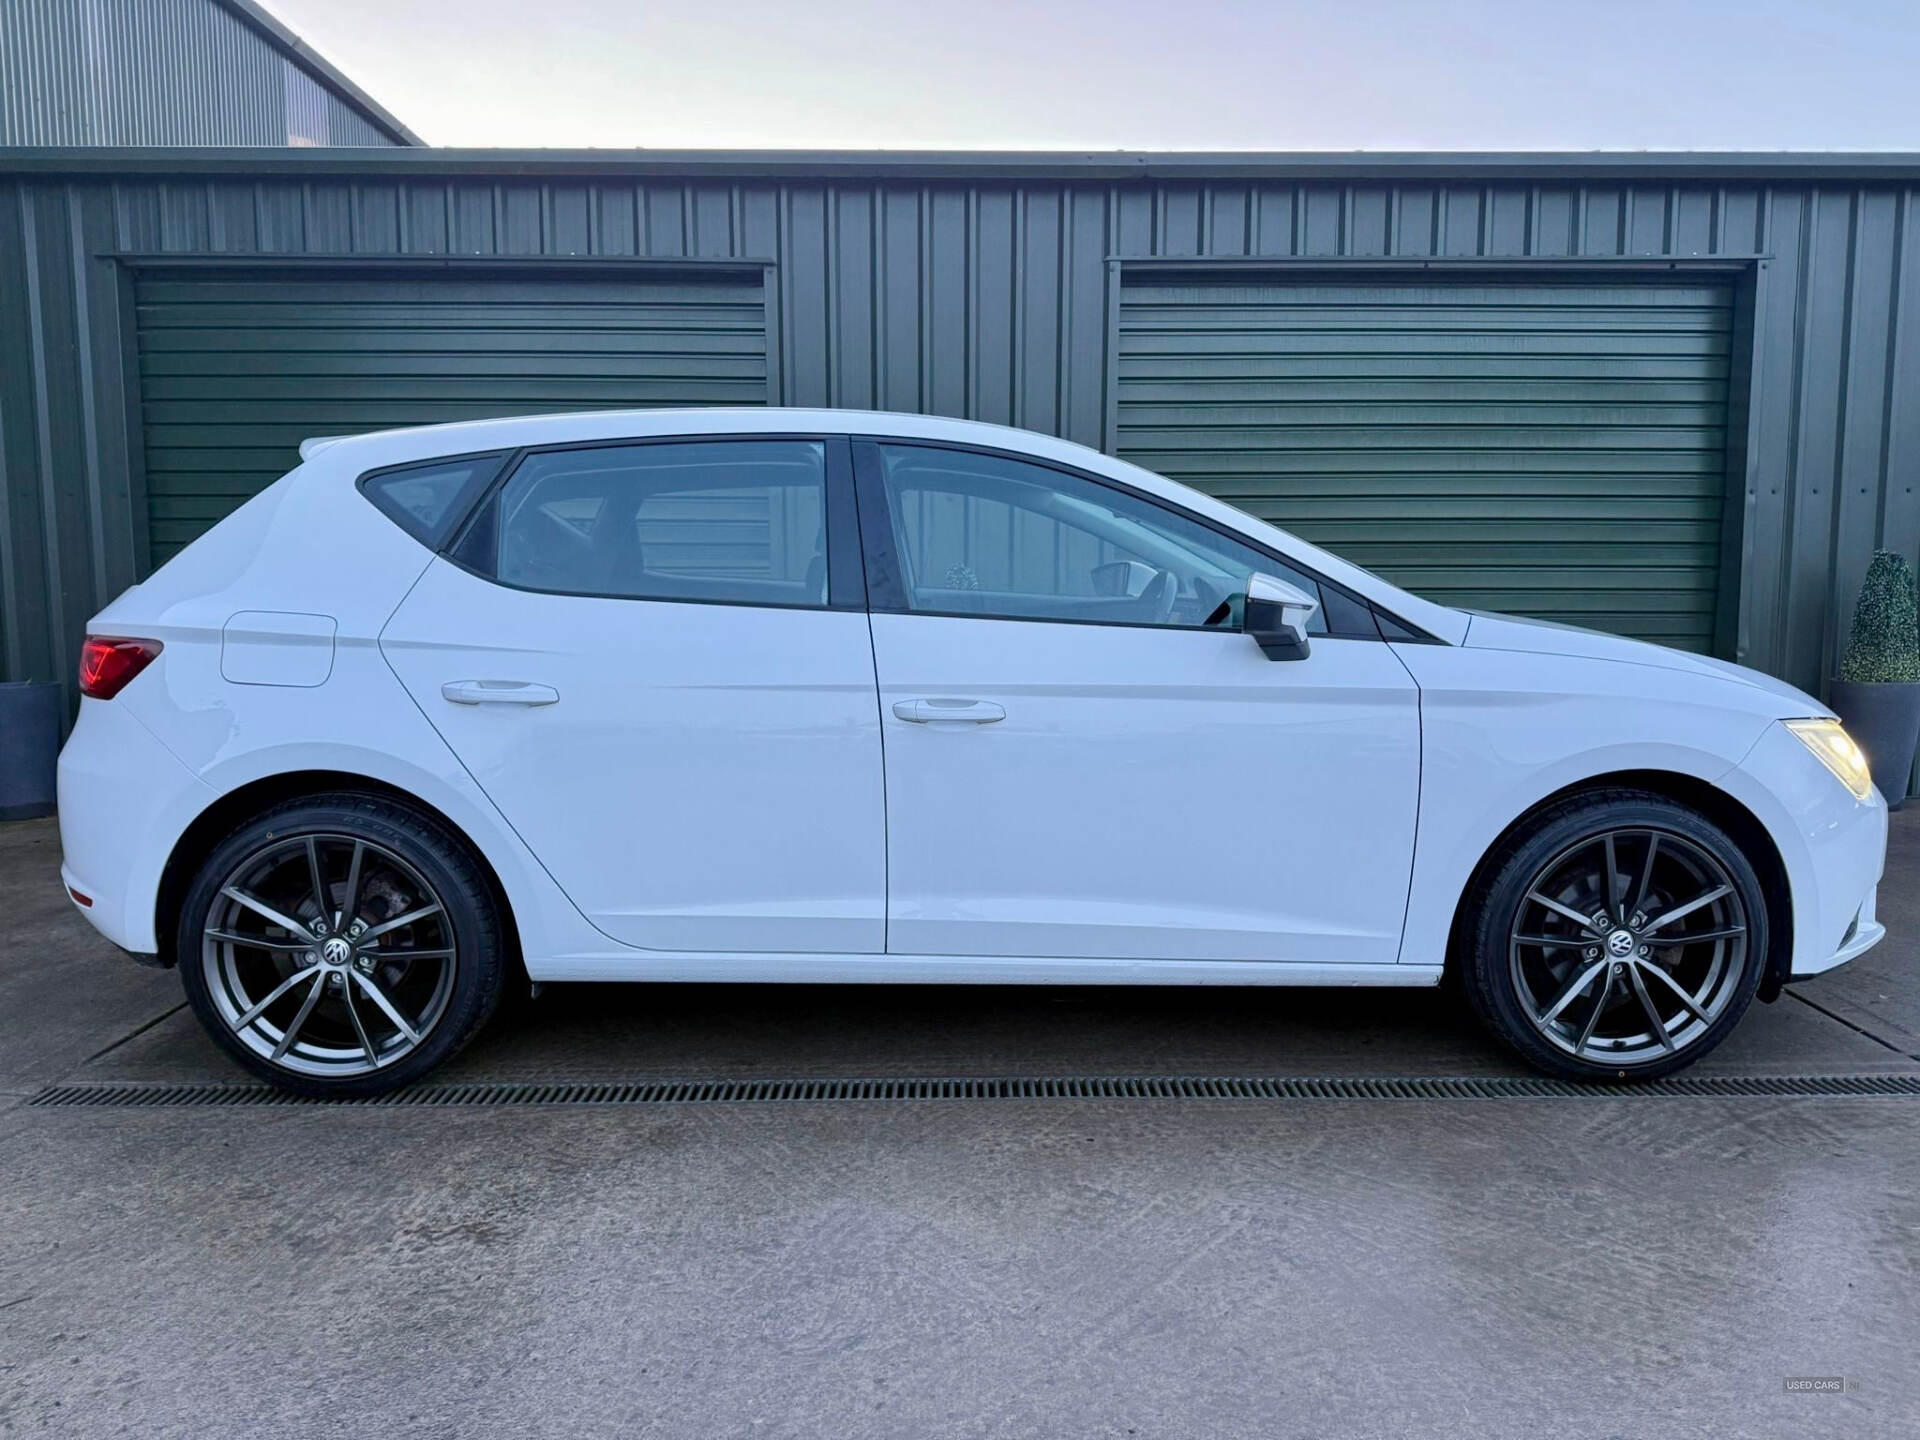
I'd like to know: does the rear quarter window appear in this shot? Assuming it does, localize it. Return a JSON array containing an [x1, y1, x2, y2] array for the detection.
[[359, 454, 506, 548]]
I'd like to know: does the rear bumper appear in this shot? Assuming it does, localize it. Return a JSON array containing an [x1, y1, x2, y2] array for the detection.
[[56, 697, 213, 956]]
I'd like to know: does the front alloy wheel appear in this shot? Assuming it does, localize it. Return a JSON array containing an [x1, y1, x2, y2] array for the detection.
[[1509, 828, 1749, 1065], [1463, 789, 1768, 1081]]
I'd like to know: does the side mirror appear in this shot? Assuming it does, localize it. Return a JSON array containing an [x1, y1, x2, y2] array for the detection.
[[1242, 573, 1318, 661]]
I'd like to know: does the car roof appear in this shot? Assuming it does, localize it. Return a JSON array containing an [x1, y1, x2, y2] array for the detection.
[[301, 407, 1110, 469]]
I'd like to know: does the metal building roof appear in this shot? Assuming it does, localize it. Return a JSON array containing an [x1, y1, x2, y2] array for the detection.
[[2, 147, 1919, 179], [215, 0, 422, 145]]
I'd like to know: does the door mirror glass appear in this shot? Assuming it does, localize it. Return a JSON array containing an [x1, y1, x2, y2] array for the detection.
[[1242, 573, 1319, 660]]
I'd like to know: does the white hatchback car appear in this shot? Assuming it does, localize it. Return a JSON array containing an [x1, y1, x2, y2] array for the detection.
[[59, 409, 1887, 1095]]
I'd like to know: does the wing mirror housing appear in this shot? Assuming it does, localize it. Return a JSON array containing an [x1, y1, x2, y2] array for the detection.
[[1242, 573, 1318, 661]]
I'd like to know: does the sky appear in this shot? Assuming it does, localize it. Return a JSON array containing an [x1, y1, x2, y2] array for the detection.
[[261, 0, 1920, 151]]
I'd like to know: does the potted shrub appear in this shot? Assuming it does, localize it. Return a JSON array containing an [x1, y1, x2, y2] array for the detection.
[[1831, 549, 1920, 809]]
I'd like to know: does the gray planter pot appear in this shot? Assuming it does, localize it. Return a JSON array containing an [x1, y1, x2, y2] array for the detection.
[[1830, 678, 1920, 810], [0, 681, 63, 821]]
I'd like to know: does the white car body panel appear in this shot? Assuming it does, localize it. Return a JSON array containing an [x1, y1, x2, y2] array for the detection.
[[67, 458, 613, 964], [55, 407, 1888, 1004], [1392, 614, 1886, 979], [1461, 610, 1827, 708], [869, 615, 1420, 962], [57, 697, 216, 952], [380, 557, 887, 954], [1713, 722, 1886, 976]]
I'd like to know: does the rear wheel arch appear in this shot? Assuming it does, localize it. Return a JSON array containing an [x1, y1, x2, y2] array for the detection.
[[1446, 769, 1794, 1002], [155, 770, 523, 978]]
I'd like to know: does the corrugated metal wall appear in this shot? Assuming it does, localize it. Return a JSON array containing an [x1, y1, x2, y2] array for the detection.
[[1111, 275, 1739, 650], [132, 269, 772, 560], [2, 163, 1917, 737], [0, 0, 408, 146]]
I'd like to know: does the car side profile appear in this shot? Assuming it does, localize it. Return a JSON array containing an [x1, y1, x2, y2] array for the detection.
[[58, 408, 1888, 1095]]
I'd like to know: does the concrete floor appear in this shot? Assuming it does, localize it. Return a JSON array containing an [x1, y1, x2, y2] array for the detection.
[[1, 811, 1916, 1437]]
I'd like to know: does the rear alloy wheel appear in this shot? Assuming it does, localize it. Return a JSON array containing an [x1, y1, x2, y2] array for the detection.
[[179, 795, 506, 1096], [1463, 790, 1768, 1081]]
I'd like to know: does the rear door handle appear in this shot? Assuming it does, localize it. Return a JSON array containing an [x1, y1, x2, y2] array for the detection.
[[441, 679, 560, 707], [891, 698, 1005, 725]]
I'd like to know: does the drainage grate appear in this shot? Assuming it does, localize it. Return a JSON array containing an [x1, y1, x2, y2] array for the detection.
[[27, 1071, 1920, 1109]]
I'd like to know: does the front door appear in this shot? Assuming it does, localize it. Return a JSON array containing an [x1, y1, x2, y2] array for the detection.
[[380, 436, 886, 955], [856, 440, 1421, 964]]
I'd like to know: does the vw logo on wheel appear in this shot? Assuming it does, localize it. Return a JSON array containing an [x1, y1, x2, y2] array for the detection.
[[1606, 929, 1637, 958], [321, 937, 353, 966]]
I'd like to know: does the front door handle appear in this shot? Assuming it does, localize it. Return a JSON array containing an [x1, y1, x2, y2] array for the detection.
[[891, 698, 1005, 725], [441, 679, 560, 707]]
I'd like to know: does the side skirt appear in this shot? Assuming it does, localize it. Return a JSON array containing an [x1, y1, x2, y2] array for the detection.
[[524, 954, 1446, 987]]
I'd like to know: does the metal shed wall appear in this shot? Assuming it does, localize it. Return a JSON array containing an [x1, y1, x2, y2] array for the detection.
[[1, 154, 1917, 745], [1111, 274, 1741, 651], [0, 0, 416, 146], [132, 267, 772, 561]]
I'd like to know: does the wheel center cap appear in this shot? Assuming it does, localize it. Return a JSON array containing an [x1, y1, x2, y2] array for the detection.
[[321, 937, 353, 967], [1606, 928, 1636, 958]]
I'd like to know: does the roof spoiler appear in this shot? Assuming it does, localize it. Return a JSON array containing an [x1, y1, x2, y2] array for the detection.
[[298, 435, 349, 460]]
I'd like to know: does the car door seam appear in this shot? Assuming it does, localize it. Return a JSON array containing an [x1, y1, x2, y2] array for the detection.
[[374, 559, 620, 950], [865, 606, 891, 956], [1384, 639, 1427, 968]]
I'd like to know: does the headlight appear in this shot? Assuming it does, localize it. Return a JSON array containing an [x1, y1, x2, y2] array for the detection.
[[1784, 718, 1875, 801]]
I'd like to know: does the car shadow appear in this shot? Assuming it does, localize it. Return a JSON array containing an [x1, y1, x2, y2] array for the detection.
[[437, 979, 1517, 1083]]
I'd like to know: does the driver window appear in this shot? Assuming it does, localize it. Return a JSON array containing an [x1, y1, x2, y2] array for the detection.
[[874, 443, 1326, 632]]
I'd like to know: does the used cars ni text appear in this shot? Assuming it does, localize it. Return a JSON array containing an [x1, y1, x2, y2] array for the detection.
[[58, 409, 1887, 1094]]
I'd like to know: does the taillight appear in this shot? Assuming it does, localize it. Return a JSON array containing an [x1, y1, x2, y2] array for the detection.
[[78, 636, 162, 700]]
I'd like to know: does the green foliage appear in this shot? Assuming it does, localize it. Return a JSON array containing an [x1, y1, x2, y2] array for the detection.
[[1840, 549, 1920, 683]]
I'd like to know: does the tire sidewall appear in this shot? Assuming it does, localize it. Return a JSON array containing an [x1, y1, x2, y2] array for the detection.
[[177, 796, 503, 1098], [1466, 795, 1769, 1082]]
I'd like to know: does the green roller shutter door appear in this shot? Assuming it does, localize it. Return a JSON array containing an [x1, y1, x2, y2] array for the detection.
[[1114, 277, 1735, 651], [134, 270, 769, 565]]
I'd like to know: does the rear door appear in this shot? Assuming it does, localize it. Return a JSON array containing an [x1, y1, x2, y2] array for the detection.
[[380, 435, 886, 955]]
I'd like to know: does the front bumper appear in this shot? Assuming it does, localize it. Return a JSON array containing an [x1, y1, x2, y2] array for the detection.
[[1727, 721, 1889, 989], [1792, 886, 1885, 979]]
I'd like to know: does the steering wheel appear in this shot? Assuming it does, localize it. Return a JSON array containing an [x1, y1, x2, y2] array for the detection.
[[1135, 568, 1178, 624]]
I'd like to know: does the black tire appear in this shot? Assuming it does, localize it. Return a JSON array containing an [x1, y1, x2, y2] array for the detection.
[[177, 792, 508, 1097], [1459, 787, 1769, 1082]]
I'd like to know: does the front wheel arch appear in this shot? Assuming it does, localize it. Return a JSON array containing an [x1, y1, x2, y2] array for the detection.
[[155, 770, 523, 982], [1445, 769, 1794, 1003]]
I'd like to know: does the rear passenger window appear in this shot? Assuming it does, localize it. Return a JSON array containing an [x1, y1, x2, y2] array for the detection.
[[360, 454, 505, 548], [481, 441, 830, 607]]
